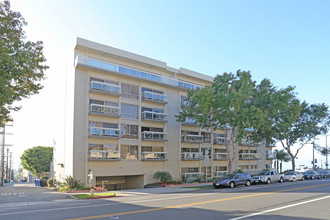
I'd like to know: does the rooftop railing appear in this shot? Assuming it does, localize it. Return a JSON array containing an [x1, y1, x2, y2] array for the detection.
[[90, 104, 120, 117], [90, 81, 121, 95], [76, 55, 203, 90], [141, 111, 167, 121], [141, 131, 167, 141], [141, 152, 168, 160]]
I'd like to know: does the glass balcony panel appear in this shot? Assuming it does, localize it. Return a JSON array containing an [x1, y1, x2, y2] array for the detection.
[[213, 153, 228, 160], [213, 137, 226, 145], [181, 172, 203, 182], [239, 153, 262, 160], [181, 134, 203, 143], [141, 111, 167, 121], [90, 104, 120, 116], [142, 131, 167, 141], [213, 171, 228, 177], [142, 91, 167, 102], [141, 152, 167, 160], [181, 152, 201, 160], [91, 81, 121, 94], [89, 150, 120, 160], [89, 127, 120, 138]]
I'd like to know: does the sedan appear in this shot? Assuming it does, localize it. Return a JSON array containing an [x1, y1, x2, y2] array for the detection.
[[284, 171, 304, 182], [317, 170, 330, 178], [303, 170, 321, 180], [213, 173, 252, 188]]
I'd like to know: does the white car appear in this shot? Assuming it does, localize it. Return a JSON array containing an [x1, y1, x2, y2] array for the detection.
[[284, 171, 304, 182]]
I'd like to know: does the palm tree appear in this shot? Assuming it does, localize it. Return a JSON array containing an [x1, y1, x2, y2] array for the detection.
[[153, 171, 173, 184], [274, 150, 291, 173]]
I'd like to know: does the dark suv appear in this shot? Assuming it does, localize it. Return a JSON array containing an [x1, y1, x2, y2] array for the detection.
[[213, 173, 252, 188]]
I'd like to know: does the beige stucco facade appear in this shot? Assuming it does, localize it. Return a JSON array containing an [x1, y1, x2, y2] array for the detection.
[[54, 38, 274, 189]]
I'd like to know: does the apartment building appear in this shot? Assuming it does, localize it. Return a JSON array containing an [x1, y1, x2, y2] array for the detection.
[[54, 38, 274, 189]]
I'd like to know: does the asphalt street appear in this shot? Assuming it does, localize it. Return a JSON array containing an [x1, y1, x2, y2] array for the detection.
[[0, 179, 329, 220]]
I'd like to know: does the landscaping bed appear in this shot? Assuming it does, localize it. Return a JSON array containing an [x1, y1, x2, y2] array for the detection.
[[72, 192, 116, 199]]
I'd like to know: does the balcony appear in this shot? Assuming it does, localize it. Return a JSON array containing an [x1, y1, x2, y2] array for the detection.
[[266, 153, 275, 160], [88, 150, 120, 161], [181, 152, 201, 160], [181, 172, 203, 182], [89, 104, 120, 117], [89, 127, 120, 138], [181, 118, 198, 126], [213, 153, 228, 160], [214, 171, 228, 178], [239, 153, 262, 160], [240, 139, 258, 146], [141, 152, 168, 161], [90, 81, 120, 95], [142, 91, 167, 103], [141, 111, 167, 122], [267, 143, 276, 147], [213, 137, 226, 145], [141, 131, 167, 141], [181, 134, 203, 143]]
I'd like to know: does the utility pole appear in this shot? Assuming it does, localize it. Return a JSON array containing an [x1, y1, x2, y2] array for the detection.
[[326, 135, 329, 171], [312, 141, 315, 170], [6, 148, 9, 181], [9, 152, 12, 182]]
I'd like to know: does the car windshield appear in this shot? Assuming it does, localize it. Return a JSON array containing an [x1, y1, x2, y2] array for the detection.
[[285, 171, 294, 175], [304, 171, 313, 174], [219, 174, 235, 180], [258, 171, 270, 175]]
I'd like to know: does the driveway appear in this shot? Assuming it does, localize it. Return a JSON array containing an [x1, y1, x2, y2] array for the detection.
[[0, 182, 72, 205]]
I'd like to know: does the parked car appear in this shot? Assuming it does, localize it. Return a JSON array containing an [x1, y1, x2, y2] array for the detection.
[[284, 171, 304, 182], [213, 173, 252, 188], [317, 170, 330, 178], [252, 170, 284, 184], [303, 170, 321, 180]]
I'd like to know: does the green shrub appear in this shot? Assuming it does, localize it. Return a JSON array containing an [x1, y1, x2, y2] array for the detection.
[[234, 169, 243, 173], [47, 178, 55, 187], [64, 176, 81, 190], [58, 186, 68, 192], [153, 171, 173, 184]]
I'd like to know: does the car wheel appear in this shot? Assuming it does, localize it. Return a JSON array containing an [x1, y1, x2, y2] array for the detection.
[[246, 180, 251, 187], [311, 176, 315, 180], [292, 177, 296, 182], [267, 178, 271, 184], [229, 182, 235, 188], [279, 178, 284, 183]]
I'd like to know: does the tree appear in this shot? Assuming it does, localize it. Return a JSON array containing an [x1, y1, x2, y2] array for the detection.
[[274, 149, 291, 173], [20, 146, 53, 178], [0, 0, 48, 127], [177, 70, 266, 173], [256, 95, 330, 171]]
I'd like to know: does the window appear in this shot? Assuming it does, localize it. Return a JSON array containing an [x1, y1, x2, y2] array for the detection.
[[141, 146, 164, 152], [182, 148, 199, 153], [90, 99, 118, 107], [201, 166, 211, 177], [214, 166, 227, 172], [181, 167, 199, 173], [142, 88, 163, 94], [121, 124, 138, 139], [121, 83, 139, 99], [201, 132, 211, 143], [141, 127, 163, 132], [214, 149, 226, 153], [121, 145, 138, 159], [89, 121, 118, 129], [141, 107, 163, 113], [89, 144, 118, 151], [121, 104, 138, 119]]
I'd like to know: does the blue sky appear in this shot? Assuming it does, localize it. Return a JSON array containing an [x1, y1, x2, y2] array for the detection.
[[8, 0, 330, 170]]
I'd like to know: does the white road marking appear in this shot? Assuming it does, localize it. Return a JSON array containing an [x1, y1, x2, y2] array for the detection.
[[229, 195, 330, 220]]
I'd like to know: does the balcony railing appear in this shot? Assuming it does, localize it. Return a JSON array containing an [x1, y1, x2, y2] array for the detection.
[[181, 152, 201, 160], [213, 153, 228, 160], [142, 91, 167, 103], [141, 111, 167, 122], [88, 150, 120, 160], [213, 137, 226, 145], [266, 153, 275, 159], [141, 131, 167, 141], [239, 153, 262, 160], [141, 152, 168, 161], [240, 139, 258, 146], [76, 55, 203, 90], [181, 134, 203, 143], [89, 127, 120, 138], [181, 118, 197, 125], [90, 81, 121, 95], [181, 172, 204, 182], [214, 171, 228, 178], [90, 104, 120, 117]]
